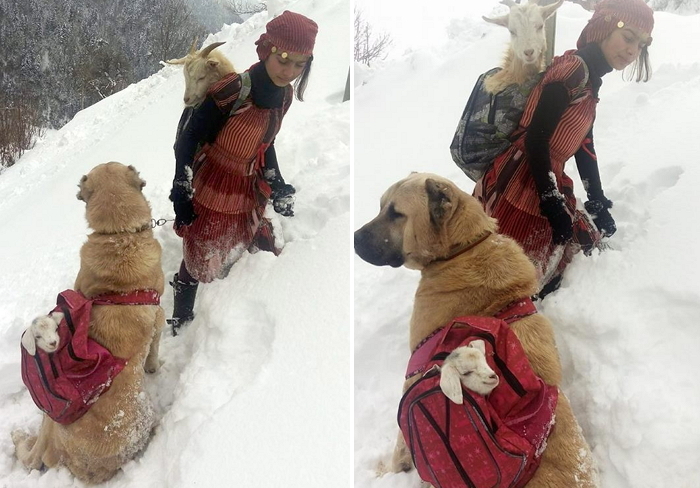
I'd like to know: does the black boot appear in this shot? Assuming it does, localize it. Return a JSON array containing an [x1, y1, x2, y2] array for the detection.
[[536, 274, 563, 301], [168, 273, 198, 336]]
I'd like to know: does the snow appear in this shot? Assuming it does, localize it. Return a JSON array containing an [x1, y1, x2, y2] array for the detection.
[[354, 2, 700, 488], [0, 0, 351, 486]]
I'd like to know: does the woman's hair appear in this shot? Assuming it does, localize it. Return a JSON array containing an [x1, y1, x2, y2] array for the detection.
[[293, 56, 313, 101], [623, 45, 652, 82]]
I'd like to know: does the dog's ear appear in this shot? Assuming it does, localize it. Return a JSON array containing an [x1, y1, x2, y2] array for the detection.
[[439, 363, 464, 404], [425, 178, 455, 228], [127, 165, 146, 191], [21, 330, 36, 355], [76, 175, 91, 202]]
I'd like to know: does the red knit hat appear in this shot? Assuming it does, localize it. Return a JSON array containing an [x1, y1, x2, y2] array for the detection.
[[577, 0, 654, 49], [255, 11, 318, 61]]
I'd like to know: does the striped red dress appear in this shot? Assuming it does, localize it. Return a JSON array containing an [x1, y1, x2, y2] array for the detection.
[[177, 72, 293, 283], [474, 52, 601, 285]]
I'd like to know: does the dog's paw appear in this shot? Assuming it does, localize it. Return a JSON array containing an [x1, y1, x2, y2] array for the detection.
[[11, 429, 29, 448], [144, 358, 163, 374], [390, 445, 413, 473]]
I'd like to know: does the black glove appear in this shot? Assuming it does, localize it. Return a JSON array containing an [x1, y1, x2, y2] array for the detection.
[[539, 193, 573, 245], [585, 198, 616, 237], [170, 180, 197, 228], [271, 183, 296, 217]]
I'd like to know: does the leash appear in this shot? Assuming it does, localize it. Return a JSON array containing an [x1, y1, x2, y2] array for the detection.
[[151, 218, 175, 228]]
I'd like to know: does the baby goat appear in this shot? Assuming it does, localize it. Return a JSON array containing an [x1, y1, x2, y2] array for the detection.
[[439, 339, 499, 403], [21, 312, 64, 355], [166, 40, 235, 107], [483, 0, 564, 94]]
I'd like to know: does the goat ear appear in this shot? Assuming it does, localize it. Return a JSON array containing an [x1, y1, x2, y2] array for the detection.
[[469, 340, 486, 354], [482, 14, 510, 28], [425, 178, 455, 228], [440, 364, 464, 404], [50, 311, 64, 324], [540, 0, 564, 20], [21, 331, 36, 355], [165, 56, 187, 65]]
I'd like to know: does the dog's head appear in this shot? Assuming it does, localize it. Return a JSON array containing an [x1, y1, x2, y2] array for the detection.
[[354, 173, 497, 270], [77, 162, 151, 233]]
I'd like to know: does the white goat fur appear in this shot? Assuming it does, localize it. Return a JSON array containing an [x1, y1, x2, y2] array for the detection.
[[22, 312, 64, 355], [483, 0, 564, 94], [166, 40, 235, 107], [439, 340, 499, 404]]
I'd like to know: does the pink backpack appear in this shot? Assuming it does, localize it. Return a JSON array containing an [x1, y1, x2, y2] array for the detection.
[[398, 299, 558, 488], [20, 289, 160, 425]]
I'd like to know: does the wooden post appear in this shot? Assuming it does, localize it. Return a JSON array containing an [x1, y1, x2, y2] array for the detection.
[[542, 0, 558, 66], [343, 68, 350, 102]]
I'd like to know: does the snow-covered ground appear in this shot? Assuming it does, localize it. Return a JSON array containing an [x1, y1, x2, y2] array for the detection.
[[0, 0, 351, 487], [354, 2, 700, 488]]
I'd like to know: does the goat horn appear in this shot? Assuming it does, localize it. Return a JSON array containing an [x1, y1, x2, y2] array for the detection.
[[200, 41, 226, 58], [188, 38, 198, 55]]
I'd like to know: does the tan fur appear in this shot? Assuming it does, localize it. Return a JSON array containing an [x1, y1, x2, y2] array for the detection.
[[355, 173, 599, 487], [12, 162, 165, 484]]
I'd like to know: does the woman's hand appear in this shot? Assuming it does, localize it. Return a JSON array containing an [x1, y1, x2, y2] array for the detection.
[[585, 198, 616, 237], [271, 183, 296, 217], [539, 193, 573, 245], [170, 180, 198, 228]]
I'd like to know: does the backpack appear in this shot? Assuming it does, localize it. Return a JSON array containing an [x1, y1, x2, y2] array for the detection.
[[450, 57, 589, 182], [20, 289, 161, 425], [450, 68, 543, 182], [398, 299, 558, 488]]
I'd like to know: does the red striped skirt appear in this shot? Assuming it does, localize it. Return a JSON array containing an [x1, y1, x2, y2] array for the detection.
[[476, 149, 600, 286], [176, 145, 280, 283]]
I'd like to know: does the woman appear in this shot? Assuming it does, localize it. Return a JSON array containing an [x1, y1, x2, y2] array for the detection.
[[474, 0, 654, 297], [169, 11, 318, 334]]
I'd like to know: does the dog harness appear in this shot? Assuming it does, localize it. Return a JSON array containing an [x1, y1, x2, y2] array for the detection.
[[21, 289, 161, 425]]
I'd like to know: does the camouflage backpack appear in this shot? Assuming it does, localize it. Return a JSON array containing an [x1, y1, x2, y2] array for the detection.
[[450, 67, 543, 182], [450, 57, 589, 182]]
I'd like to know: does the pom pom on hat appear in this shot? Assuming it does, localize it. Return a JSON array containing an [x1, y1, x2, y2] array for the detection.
[[255, 11, 318, 61], [577, 0, 654, 49]]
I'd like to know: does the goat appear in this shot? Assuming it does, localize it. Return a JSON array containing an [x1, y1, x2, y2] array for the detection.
[[166, 40, 235, 107], [21, 312, 64, 355], [439, 339, 499, 404], [482, 0, 564, 94]]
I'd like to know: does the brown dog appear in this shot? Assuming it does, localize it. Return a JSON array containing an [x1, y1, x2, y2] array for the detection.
[[354, 173, 599, 487], [12, 162, 165, 484]]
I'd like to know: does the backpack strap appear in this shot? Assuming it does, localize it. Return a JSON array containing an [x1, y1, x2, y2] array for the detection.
[[405, 297, 537, 379], [228, 70, 251, 117], [570, 55, 590, 101]]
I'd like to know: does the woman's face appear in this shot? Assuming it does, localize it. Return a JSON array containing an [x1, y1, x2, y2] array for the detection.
[[264, 52, 310, 87], [600, 26, 651, 70]]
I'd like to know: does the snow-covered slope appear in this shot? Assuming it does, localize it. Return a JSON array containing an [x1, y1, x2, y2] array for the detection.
[[354, 3, 700, 488], [0, 0, 351, 486]]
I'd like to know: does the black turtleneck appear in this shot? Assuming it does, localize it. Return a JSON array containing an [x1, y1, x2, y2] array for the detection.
[[173, 62, 288, 189], [249, 61, 286, 109], [524, 44, 612, 202]]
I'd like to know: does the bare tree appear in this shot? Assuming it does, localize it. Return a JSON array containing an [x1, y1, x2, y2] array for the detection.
[[153, 0, 206, 62], [0, 95, 44, 170], [354, 8, 392, 67], [224, 0, 266, 15]]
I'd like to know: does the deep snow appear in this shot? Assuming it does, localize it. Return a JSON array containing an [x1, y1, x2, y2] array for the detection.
[[0, 0, 352, 487], [354, 2, 700, 488]]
